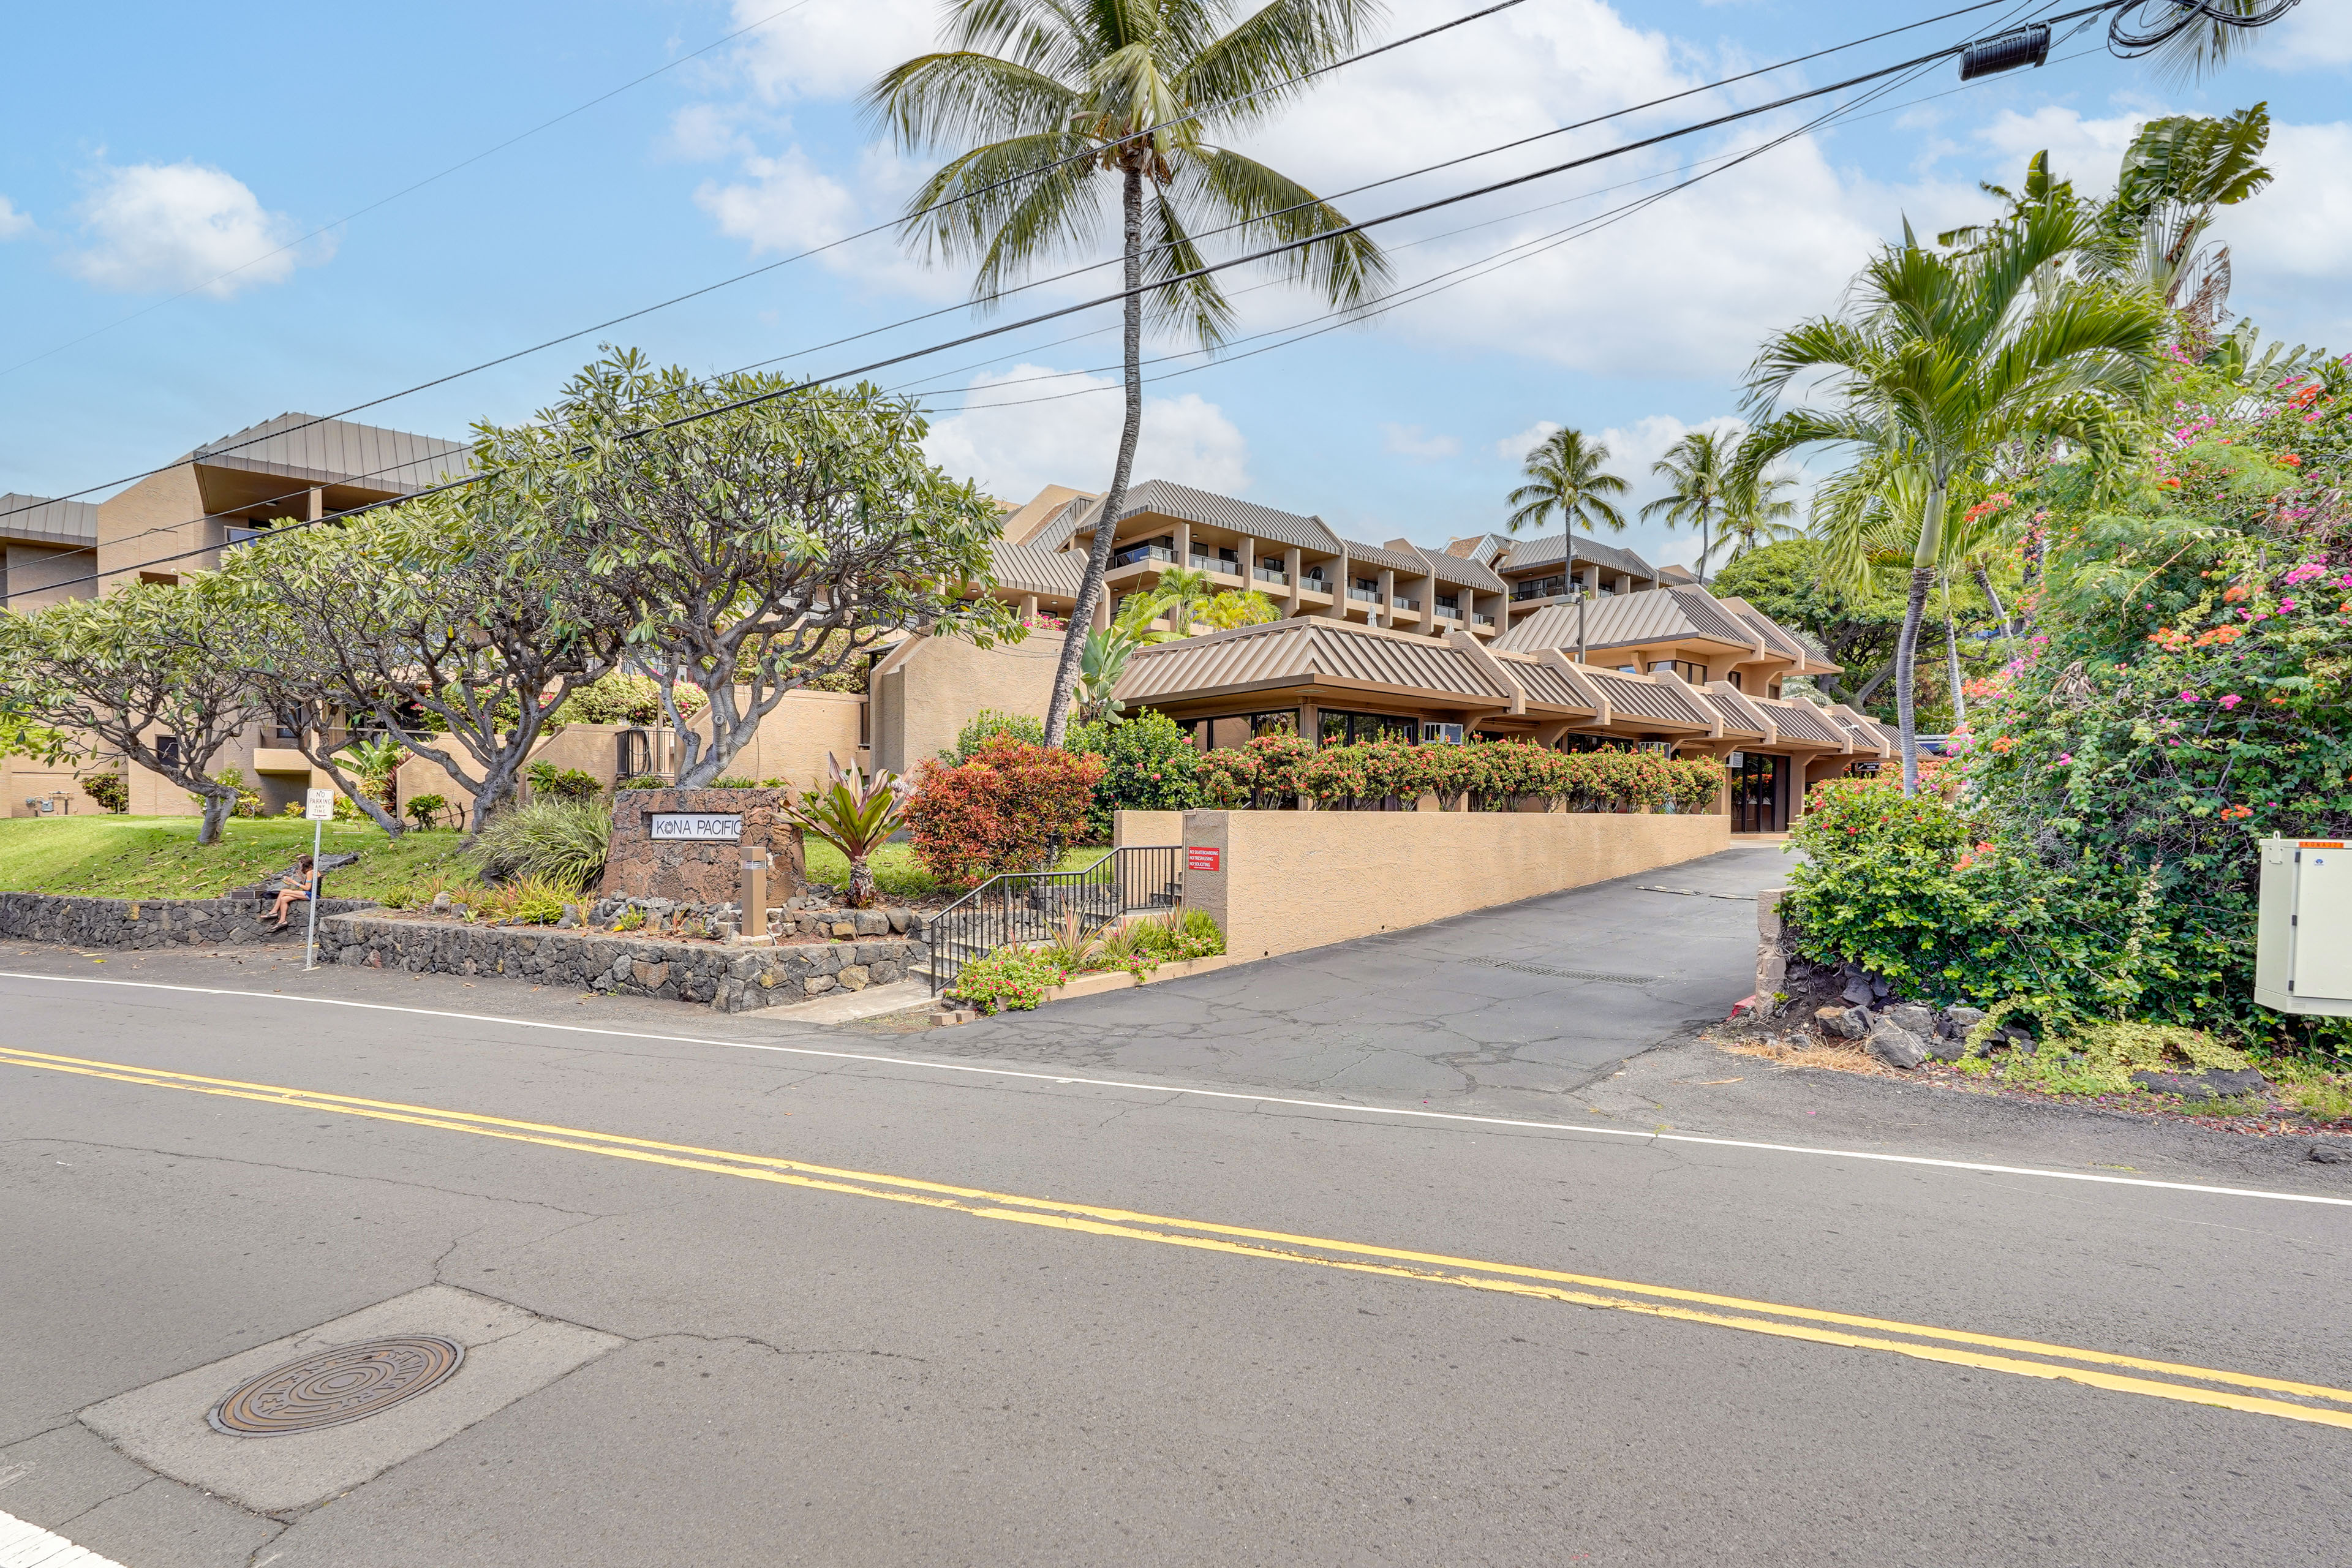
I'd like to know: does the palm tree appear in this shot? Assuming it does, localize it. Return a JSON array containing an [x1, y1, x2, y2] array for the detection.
[[869, 0, 1392, 745], [1640, 430, 1733, 581], [1738, 202, 2167, 794], [1136, 564, 1219, 639], [1506, 428, 1628, 535], [1717, 467, 1801, 565]]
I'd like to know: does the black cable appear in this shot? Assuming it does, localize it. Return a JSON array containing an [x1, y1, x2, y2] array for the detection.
[[12, 0, 2124, 598], [0, 0, 1537, 524]]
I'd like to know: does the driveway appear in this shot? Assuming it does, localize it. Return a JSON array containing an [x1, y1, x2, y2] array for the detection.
[[929, 842, 1796, 1112]]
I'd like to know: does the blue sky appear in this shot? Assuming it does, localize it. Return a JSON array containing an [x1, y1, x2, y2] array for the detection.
[[5, 0, 2349, 570]]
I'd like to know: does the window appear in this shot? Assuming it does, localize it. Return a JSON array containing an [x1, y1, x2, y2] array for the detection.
[[274, 712, 301, 741], [1616, 664, 1639, 674], [154, 734, 182, 766], [1319, 710, 1418, 747], [1195, 709, 1300, 751], [139, 571, 178, 586], [1434, 592, 1459, 614], [1420, 722, 1464, 745], [1727, 670, 1743, 691], [1649, 659, 1708, 685]]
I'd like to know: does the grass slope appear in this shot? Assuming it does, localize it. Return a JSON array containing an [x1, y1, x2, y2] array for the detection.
[[0, 817, 1114, 904]]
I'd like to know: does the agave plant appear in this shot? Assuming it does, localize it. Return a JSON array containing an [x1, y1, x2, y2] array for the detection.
[[783, 752, 910, 909]]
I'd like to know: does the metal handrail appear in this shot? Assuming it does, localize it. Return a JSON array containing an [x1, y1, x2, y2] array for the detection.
[[926, 845, 1184, 995]]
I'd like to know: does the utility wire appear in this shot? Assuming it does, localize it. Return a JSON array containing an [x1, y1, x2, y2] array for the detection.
[[0, 0, 1536, 524], [14, 0, 2111, 599], [0, 0, 827, 380], [4, 0, 2048, 530]]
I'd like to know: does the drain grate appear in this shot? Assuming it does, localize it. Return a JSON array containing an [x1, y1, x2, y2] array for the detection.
[[208, 1336, 464, 1438]]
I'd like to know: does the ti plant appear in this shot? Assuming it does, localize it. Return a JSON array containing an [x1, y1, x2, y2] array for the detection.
[[782, 752, 910, 909]]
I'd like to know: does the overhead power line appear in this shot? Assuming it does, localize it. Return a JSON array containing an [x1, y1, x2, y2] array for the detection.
[[0, 0, 827, 380], [2, 0, 2045, 532], [14, 1, 2127, 601]]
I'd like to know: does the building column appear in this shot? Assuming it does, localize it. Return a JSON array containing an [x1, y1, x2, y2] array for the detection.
[[1378, 568, 1395, 628], [1174, 521, 1192, 573], [307, 486, 325, 521], [1093, 590, 1111, 631], [1238, 535, 1254, 594], [1284, 547, 1303, 616], [1612, 573, 1634, 595], [1019, 594, 1038, 623]]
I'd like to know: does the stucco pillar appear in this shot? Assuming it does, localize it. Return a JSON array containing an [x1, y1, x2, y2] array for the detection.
[[1298, 699, 1320, 750], [1093, 590, 1110, 631], [1613, 573, 1634, 595], [1327, 553, 1350, 619], [1175, 521, 1192, 572], [1284, 547, 1303, 615], [1019, 594, 1038, 622], [1580, 564, 1602, 597], [1379, 568, 1395, 627], [1239, 534, 1254, 589], [307, 486, 325, 521]]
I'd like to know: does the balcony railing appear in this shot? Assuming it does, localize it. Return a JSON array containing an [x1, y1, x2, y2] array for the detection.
[[1395, 597, 1420, 611], [927, 846, 1184, 995], [1254, 566, 1287, 586], [1511, 576, 1569, 601], [1112, 543, 1176, 569], [1469, 612, 1494, 627], [1346, 586, 1380, 603]]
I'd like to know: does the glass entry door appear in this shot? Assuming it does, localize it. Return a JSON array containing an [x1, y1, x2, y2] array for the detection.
[[1732, 752, 1787, 834]]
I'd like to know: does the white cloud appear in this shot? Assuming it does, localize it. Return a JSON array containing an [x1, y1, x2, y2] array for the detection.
[[1381, 422, 1458, 459], [67, 160, 316, 297], [0, 196, 31, 239], [2212, 121, 2352, 280], [727, 0, 935, 104], [2269, 4, 2352, 69], [1494, 421, 1556, 462], [923, 364, 1251, 502], [664, 102, 753, 162], [693, 145, 859, 255], [1974, 105, 2147, 187]]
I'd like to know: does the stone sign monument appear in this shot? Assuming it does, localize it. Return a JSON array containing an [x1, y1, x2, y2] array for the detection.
[[600, 786, 807, 904]]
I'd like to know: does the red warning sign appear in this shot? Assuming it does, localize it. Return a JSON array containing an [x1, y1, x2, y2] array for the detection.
[[1186, 846, 1221, 872]]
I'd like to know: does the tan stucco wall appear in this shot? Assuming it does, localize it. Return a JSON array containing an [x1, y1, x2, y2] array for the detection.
[[872, 630, 1066, 775], [1113, 810, 1185, 848], [95, 466, 208, 593], [1178, 809, 1731, 962], [6, 542, 94, 609]]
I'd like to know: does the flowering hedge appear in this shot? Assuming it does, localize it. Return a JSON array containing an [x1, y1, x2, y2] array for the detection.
[[1200, 737, 1724, 814], [1789, 345, 2352, 1049], [1067, 710, 1203, 842], [906, 735, 1106, 887]]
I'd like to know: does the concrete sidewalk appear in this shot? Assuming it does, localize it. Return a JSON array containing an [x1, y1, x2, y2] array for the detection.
[[925, 842, 1796, 1111]]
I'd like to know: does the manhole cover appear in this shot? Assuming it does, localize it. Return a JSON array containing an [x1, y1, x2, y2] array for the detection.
[[208, 1336, 465, 1437]]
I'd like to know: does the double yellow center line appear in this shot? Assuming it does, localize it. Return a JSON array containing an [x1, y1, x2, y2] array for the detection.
[[8, 1044, 2350, 1431]]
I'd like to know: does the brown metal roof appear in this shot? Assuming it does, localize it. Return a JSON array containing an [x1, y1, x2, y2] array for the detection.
[[1667, 586, 1762, 647], [1753, 697, 1849, 745], [1409, 546, 1506, 593], [1493, 589, 1721, 654], [1076, 479, 1341, 554], [1692, 689, 1767, 739], [1494, 654, 1597, 714], [1338, 537, 1426, 575], [1501, 530, 1657, 581], [0, 492, 98, 548], [1585, 670, 1712, 728], [1115, 617, 1508, 706], [183, 413, 472, 496], [989, 539, 1087, 598]]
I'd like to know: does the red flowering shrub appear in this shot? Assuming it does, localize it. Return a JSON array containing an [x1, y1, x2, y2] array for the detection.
[[907, 736, 1104, 887]]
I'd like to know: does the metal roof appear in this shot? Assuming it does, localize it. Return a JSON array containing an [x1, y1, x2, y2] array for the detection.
[[1077, 478, 1341, 555], [1115, 617, 1509, 706], [0, 492, 99, 547], [1666, 585, 1762, 647], [1500, 530, 1656, 581], [1493, 589, 1726, 655], [1584, 670, 1713, 728], [989, 538, 1087, 598], [1409, 545, 1506, 593], [181, 413, 472, 495], [1338, 537, 1426, 575], [1021, 494, 1095, 552], [1692, 687, 1768, 739], [1719, 596, 1812, 663], [1497, 655, 1596, 714], [1752, 697, 1849, 745]]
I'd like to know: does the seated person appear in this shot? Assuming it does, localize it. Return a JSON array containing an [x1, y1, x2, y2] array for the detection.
[[271, 855, 317, 930]]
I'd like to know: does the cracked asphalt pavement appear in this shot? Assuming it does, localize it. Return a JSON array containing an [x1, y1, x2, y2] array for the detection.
[[2, 845, 2348, 1566]]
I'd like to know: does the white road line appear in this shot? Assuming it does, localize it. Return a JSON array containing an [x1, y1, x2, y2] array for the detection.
[[4, 969, 2349, 1210], [0, 1510, 129, 1568]]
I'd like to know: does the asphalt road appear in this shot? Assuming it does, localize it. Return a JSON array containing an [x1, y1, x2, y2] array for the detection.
[[3, 873, 2349, 1566]]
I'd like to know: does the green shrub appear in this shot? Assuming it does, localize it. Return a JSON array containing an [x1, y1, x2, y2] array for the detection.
[[190, 767, 264, 818], [556, 671, 709, 725], [616, 774, 669, 791], [948, 945, 1068, 1013], [467, 798, 612, 889], [79, 768, 128, 813], [944, 708, 1045, 764], [710, 775, 759, 789], [495, 874, 577, 925], [404, 792, 449, 829], [525, 761, 604, 802], [1066, 710, 1203, 839]]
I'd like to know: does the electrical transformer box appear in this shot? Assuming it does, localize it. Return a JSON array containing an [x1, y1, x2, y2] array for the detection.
[[2256, 838, 2352, 1017]]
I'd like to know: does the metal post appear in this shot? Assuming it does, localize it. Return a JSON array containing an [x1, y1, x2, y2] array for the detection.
[[303, 815, 323, 971], [1577, 588, 1588, 665]]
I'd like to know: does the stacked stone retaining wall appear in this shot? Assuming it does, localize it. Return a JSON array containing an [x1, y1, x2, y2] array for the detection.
[[317, 912, 927, 1013], [0, 893, 376, 949]]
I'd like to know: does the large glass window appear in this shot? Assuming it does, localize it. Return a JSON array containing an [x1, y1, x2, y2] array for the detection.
[[1193, 709, 1300, 751], [1649, 659, 1709, 684], [1318, 710, 1418, 747]]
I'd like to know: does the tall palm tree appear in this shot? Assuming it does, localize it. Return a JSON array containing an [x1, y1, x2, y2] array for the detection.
[[1738, 202, 2167, 794], [1717, 467, 1801, 565], [1506, 428, 1628, 535], [1639, 429, 1732, 583], [869, 0, 1392, 745], [1136, 564, 1219, 640]]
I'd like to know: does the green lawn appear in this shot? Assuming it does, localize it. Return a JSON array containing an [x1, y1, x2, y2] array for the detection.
[[0, 816, 1114, 905], [0, 816, 472, 901]]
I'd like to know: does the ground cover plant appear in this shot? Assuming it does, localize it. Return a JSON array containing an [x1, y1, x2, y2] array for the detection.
[[0, 816, 470, 902], [947, 908, 1226, 1014]]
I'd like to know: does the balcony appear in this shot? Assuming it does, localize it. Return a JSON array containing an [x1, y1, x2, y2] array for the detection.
[[1111, 543, 1176, 570], [1188, 553, 1243, 576], [1254, 566, 1288, 586], [223, 525, 271, 551], [1395, 596, 1420, 611], [1510, 575, 1570, 602], [1346, 586, 1380, 604], [1469, 612, 1494, 627]]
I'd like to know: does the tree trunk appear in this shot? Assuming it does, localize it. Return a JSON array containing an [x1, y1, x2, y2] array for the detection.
[[1895, 565, 1934, 796], [469, 763, 522, 837], [847, 855, 876, 910], [1042, 162, 1147, 747], [197, 787, 236, 846], [1974, 565, 2011, 638], [1943, 599, 1968, 729]]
